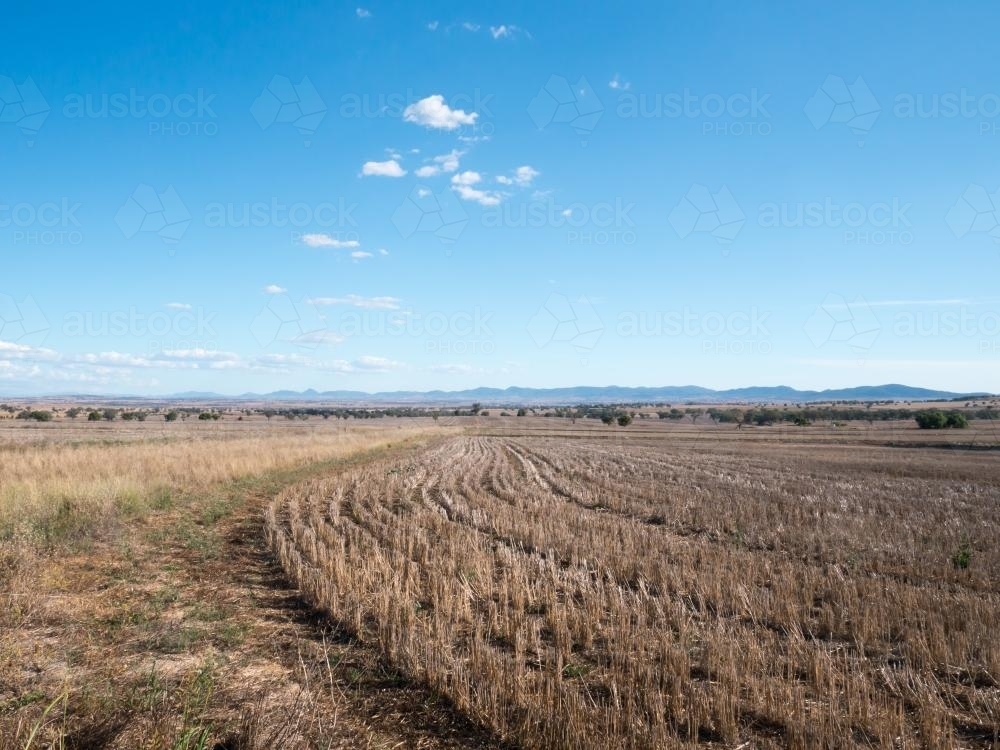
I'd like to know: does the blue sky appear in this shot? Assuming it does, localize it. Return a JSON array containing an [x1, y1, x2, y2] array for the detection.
[[2, 0, 999, 395]]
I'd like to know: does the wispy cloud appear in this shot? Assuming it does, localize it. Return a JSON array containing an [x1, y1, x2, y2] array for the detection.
[[355, 7, 371, 18], [414, 149, 463, 177], [165, 302, 192, 311], [263, 284, 287, 294], [322, 355, 405, 373], [608, 74, 631, 90], [300, 233, 361, 249], [305, 294, 402, 310], [513, 165, 539, 186], [489, 24, 529, 39], [451, 171, 502, 206]]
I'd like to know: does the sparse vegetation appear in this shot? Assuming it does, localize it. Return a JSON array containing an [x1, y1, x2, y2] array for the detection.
[[2, 408, 998, 747]]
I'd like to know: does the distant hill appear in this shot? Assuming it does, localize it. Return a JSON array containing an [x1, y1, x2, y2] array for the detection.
[[11, 384, 990, 405], [198, 383, 987, 405]]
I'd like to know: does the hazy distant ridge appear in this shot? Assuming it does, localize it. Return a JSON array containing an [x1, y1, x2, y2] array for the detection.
[[190, 383, 989, 404]]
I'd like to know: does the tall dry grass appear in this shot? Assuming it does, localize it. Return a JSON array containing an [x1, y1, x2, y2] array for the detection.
[[0, 419, 438, 543]]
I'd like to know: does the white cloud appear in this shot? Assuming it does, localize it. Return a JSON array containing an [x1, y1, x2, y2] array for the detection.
[[321, 355, 404, 374], [378, 248, 389, 256], [451, 170, 482, 186], [300, 233, 361, 249], [427, 363, 490, 375], [70, 348, 244, 371], [306, 294, 401, 310], [451, 171, 502, 205], [514, 165, 539, 186], [453, 185, 502, 206], [494, 166, 539, 187], [252, 353, 316, 368], [356, 355, 403, 371], [414, 148, 464, 177], [462, 22, 480, 31], [292, 330, 345, 346], [160, 348, 242, 364], [608, 74, 631, 91], [488, 24, 529, 40], [416, 188, 431, 198], [0, 341, 59, 362], [356, 7, 371, 18], [361, 159, 406, 177], [263, 284, 287, 294], [165, 302, 192, 311], [426, 20, 439, 30], [351, 251, 373, 259], [403, 95, 477, 131]]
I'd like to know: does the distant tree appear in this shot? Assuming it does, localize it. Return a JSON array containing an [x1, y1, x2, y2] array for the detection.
[[471, 402, 482, 415], [945, 412, 969, 429], [164, 411, 179, 422], [915, 411, 947, 429], [617, 414, 632, 427], [66, 407, 83, 419], [16, 410, 52, 422], [516, 408, 527, 417], [88, 411, 102, 421], [102, 408, 117, 421]]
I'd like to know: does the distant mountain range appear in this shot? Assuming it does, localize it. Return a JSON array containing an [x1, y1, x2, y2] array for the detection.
[[152, 384, 992, 405]]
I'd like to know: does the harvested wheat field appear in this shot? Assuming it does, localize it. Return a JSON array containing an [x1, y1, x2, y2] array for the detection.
[[267, 428, 1000, 749]]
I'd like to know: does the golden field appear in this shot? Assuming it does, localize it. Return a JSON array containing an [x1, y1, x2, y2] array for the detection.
[[1, 412, 997, 748]]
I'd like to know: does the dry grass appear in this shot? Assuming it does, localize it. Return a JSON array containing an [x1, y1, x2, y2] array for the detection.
[[0, 418, 437, 543], [0, 417, 481, 749], [267, 426, 1000, 748]]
